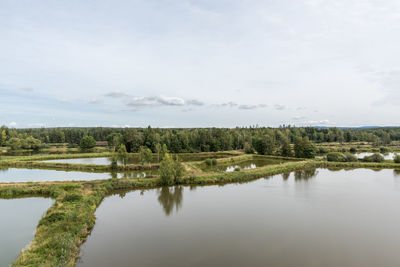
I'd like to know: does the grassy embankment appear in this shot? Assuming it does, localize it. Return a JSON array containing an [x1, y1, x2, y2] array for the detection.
[[315, 142, 400, 153]]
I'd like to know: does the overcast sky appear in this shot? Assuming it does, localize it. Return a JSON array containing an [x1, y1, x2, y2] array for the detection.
[[1, 0, 400, 128]]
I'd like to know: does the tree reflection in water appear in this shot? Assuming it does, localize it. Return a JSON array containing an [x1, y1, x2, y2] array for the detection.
[[294, 168, 318, 181], [157, 186, 183, 216], [282, 172, 290, 181]]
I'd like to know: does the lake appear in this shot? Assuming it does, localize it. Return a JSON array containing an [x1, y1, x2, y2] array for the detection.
[[0, 197, 53, 267], [78, 168, 400, 267], [0, 168, 158, 183]]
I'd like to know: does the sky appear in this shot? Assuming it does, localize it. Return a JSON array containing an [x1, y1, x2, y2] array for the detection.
[[1, 0, 400, 128]]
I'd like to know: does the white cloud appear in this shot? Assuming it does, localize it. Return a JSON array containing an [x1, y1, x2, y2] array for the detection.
[[88, 98, 102, 104], [187, 99, 204, 106], [274, 104, 286, 110], [9, 121, 17, 127], [126, 96, 185, 107], [238, 105, 258, 110], [104, 91, 130, 98]]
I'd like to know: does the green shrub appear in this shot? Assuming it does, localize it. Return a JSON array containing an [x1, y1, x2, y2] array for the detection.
[[349, 147, 357, 153], [244, 142, 254, 154], [394, 154, 400, 163], [110, 157, 118, 170], [380, 147, 390, 154], [159, 154, 184, 185], [80, 136, 96, 149], [326, 152, 347, 162], [362, 153, 385, 163], [318, 147, 328, 154], [344, 153, 358, 162], [205, 158, 218, 166]]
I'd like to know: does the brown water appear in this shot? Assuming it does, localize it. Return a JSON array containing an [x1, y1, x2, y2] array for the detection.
[[0, 197, 53, 267], [77, 168, 400, 267]]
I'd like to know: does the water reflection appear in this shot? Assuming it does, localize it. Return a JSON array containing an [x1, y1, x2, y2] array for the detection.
[[294, 168, 318, 181], [157, 186, 183, 216], [280, 169, 318, 182], [282, 172, 290, 180]]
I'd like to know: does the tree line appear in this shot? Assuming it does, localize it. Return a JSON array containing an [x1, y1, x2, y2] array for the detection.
[[2, 125, 400, 154]]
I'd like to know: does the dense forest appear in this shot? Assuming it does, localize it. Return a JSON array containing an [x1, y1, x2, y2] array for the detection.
[[1, 126, 399, 156]]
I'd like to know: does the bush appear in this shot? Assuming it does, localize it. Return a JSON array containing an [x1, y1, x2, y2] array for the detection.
[[394, 154, 400, 163], [244, 142, 254, 154], [326, 152, 347, 162], [205, 158, 217, 166], [362, 153, 385, 163], [318, 147, 328, 153], [294, 137, 315, 158], [80, 136, 96, 149], [110, 157, 118, 170], [349, 147, 357, 153], [159, 154, 184, 185], [380, 147, 390, 154], [7, 138, 21, 150], [344, 153, 358, 162]]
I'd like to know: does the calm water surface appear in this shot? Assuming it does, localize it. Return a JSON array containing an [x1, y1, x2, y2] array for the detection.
[[43, 157, 140, 165], [43, 154, 232, 165], [356, 152, 397, 160], [78, 168, 400, 267], [201, 158, 286, 172], [0, 198, 53, 267], [0, 168, 157, 182]]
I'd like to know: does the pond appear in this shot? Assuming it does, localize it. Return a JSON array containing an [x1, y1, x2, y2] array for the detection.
[[43, 157, 139, 165], [355, 152, 397, 160], [78, 168, 400, 267], [0, 168, 158, 183], [200, 158, 287, 172], [0, 197, 53, 266], [42, 154, 233, 165]]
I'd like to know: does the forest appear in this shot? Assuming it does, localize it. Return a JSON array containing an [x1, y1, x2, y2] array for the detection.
[[1, 125, 398, 156]]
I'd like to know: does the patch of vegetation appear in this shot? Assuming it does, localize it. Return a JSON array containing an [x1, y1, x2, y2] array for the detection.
[[80, 136, 96, 150], [326, 152, 347, 162], [362, 153, 385, 163], [204, 158, 218, 166]]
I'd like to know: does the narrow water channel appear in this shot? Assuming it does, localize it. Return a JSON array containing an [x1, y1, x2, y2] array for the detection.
[[0, 197, 53, 267]]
